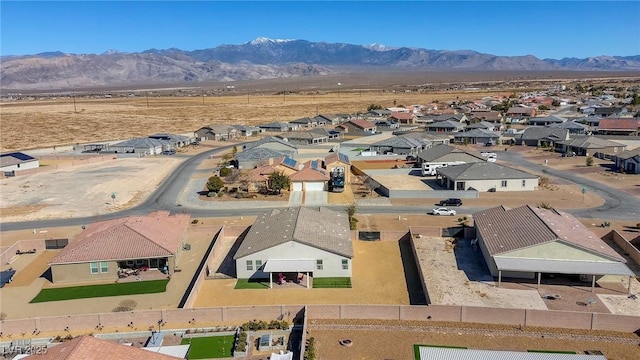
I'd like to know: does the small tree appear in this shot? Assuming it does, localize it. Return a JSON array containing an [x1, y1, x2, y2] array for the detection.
[[232, 145, 238, 155], [346, 202, 358, 230], [206, 175, 225, 193], [219, 167, 232, 177], [585, 156, 594, 167], [268, 172, 290, 194], [367, 103, 383, 111]]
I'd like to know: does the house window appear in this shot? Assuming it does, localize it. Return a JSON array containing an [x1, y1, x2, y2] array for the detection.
[[90, 262, 99, 274], [342, 259, 349, 270], [316, 259, 323, 270], [255, 260, 262, 269], [246, 260, 253, 271], [522, 180, 526, 187], [501, 180, 507, 187], [613, 147, 617, 153], [100, 261, 108, 273]]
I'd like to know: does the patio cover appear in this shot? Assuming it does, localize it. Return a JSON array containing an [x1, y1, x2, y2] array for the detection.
[[143, 345, 190, 358], [418, 346, 606, 360], [494, 257, 635, 276], [270, 351, 294, 360], [264, 259, 315, 273]]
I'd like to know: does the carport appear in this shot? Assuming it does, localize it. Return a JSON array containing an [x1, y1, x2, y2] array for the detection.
[[494, 257, 636, 294], [263, 259, 314, 289]]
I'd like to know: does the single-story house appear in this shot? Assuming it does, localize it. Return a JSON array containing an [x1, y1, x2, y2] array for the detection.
[[246, 156, 301, 192], [416, 144, 485, 165], [401, 132, 450, 146], [315, 114, 344, 125], [425, 120, 465, 132], [554, 136, 626, 158], [388, 112, 416, 124], [233, 207, 353, 287], [290, 117, 318, 128], [310, 127, 341, 140], [436, 162, 538, 192], [515, 127, 569, 147], [48, 211, 190, 283], [468, 111, 503, 124], [594, 107, 625, 118], [258, 122, 298, 132], [363, 109, 392, 119], [369, 136, 431, 156], [233, 125, 264, 137], [277, 131, 328, 145], [506, 107, 536, 118], [336, 119, 377, 135], [235, 148, 293, 169], [597, 118, 639, 136], [289, 159, 330, 191], [473, 205, 634, 290], [110, 137, 165, 155], [527, 115, 566, 126], [35, 335, 185, 360], [548, 121, 589, 135], [374, 120, 400, 131], [148, 133, 193, 148], [614, 147, 640, 174], [243, 136, 298, 153], [453, 129, 500, 145], [429, 114, 468, 123], [0, 152, 39, 173], [324, 152, 351, 184], [464, 121, 501, 132], [195, 125, 238, 141]]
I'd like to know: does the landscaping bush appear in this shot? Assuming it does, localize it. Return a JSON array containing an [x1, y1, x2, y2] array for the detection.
[[191, 219, 199, 224], [349, 217, 358, 230], [240, 319, 288, 331], [220, 167, 232, 177], [586, 156, 594, 167], [304, 337, 317, 360], [234, 331, 248, 353]]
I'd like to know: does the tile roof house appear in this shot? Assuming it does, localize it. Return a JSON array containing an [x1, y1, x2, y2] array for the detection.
[[425, 120, 465, 132], [516, 127, 569, 147], [277, 131, 329, 145], [614, 147, 640, 174], [110, 137, 165, 156], [195, 125, 238, 141], [416, 144, 485, 165], [290, 117, 318, 128], [335, 119, 377, 135], [48, 211, 190, 283], [548, 121, 589, 134], [233, 207, 353, 287], [554, 136, 626, 158], [0, 152, 39, 173], [289, 160, 330, 191], [436, 162, 538, 192], [464, 121, 501, 132], [370, 136, 431, 156], [596, 118, 639, 136], [506, 107, 536, 117], [468, 111, 503, 123], [473, 205, 633, 287], [324, 152, 351, 184], [388, 112, 416, 124], [233, 125, 264, 137], [258, 122, 298, 132], [528, 115, 566, 126], [453, 129, 500, 145], [23, 335, 182, 360]]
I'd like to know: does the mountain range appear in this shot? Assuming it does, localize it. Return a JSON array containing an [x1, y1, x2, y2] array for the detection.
[[2, 37, 640, 90]]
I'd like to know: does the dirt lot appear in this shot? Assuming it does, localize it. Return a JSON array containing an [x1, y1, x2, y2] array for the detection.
[[308, 319, 640, 360], [0, 157, 181, 221]]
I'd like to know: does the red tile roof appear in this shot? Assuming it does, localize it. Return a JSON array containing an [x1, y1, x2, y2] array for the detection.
[[289, 166, 329, 181], [345, 118, 375, 130], [49, 211, 190, 264], [389, 112, 415, 120], [24, 335, 180, 360], [598, 118, 639, 130]]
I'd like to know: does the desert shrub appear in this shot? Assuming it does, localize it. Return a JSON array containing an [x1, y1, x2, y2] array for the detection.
[[191, 219, 199, 224], [538, 202, 552, 210], [220, 167, 232, 177], [349, 217, 358, 230], [304, 337, 317, 360], [586, 156, 594, 167], [539, 176, 549, 187], [636, 223, 640, 229], [0, 312, 6, 320]]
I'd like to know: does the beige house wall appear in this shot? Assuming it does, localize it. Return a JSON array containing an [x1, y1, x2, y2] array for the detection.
[[501, 241, 617, 262], [51, 261, 118, 283], [459, 178, 538, 192]]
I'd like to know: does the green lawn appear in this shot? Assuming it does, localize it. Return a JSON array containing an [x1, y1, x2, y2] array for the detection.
[[235, 278, 270, 289], [181, 335, 235, 359], [312, 277, 352, 288], [30, 279, 169, 303]]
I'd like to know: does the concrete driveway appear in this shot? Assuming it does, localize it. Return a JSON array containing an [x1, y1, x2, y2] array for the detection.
[[304, 191, 328, 206]]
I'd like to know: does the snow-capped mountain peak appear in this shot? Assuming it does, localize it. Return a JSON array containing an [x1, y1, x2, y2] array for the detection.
[[365, 43, 397, 51], [249, 37, 295, 45]]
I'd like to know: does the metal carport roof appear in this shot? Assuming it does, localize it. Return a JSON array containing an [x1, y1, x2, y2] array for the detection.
[[494, 257, 635, 276], [418, 347, 606, 360]]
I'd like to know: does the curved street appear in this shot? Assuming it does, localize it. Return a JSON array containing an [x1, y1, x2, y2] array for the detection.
[[1, 144, 638, 232]]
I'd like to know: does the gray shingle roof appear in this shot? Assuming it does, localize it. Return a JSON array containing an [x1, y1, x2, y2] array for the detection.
[[436, 162, 537, 180], [455, 129, 500, 138], [473, 205, 626, 261], [112, 137, 165, 148], [548, 121, 588, 130], [465, 121, 496, 129], [259, 122, 291, 129], [244, 136, 298, 151], [372, 136, 429, 148], [290, 117, 316, 124], [235, 147, 291, 161], [417, 144, 484, 162], [518, 127, 568, 141], [556, 136, 626, 149], [615, 147, 640, 160], [528, 115, 566, 124], [426, 120, 464, 130], [233, 207, 353, 259]]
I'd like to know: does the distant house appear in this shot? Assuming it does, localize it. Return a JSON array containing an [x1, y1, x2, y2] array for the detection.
[[416, 144, 485, 165], [425, 120, 465, 132], [148, 133, 193, 148], [289, 160, 330, 191], [528, 115, 566, 126], [236, 148, 294, 169], [110, 137, 164, 155], [0, 152, 39, 173], [374, 120, 400, 131], [233, 125, 264, 137], [473, 205, 633, 285], [401, 132, 450, 146], [594, 107, 625, 118], [195, 125, 237, 141], [506, 107, 536, 118], [370, 136, 431, 156], [290, 117, 318, 128], [453, 129, 500, 145], [428, 114, 468, 123], [548, 121, 589, 135], [363, 109, 392, 119], [464, 121, 500, 132], [468, 111, 503, 124], [277, 131, 328, 145], [48, 211, 189, 283], [243, 136, 298, 154], [614, 148, 640, 174], [388, 112, 416, 124], [314, 114, 343, 126], [336, 119, 377, 135], [259, 122, 298, 132], [597, 118, 639, 136], [515, 127, 569, 147], [554, 136, 626, 158], [233, 207, 353, 287], [436, 162, 538, 192]]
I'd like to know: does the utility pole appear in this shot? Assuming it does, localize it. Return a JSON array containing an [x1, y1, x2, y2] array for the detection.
[[72, 91, 77, 113], [201, 90, 205, 105], [146, 91, 150, 108]]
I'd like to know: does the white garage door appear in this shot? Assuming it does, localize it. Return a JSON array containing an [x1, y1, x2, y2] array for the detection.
[[292, 182, 303, 191], [305, 182, 325, 191]]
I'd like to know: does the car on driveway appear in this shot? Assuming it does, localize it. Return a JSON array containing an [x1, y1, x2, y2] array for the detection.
[[431, 207, 457, 216], [438, 198, 462, 206]]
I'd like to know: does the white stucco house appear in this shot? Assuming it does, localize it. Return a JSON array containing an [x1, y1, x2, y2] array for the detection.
[[233, 207, 353, 288], [0, 152, 39, 173], [436, 162, 539, 192]]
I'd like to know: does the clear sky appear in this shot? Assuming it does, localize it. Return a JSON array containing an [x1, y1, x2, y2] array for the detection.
[[1, 1, 639, 59]]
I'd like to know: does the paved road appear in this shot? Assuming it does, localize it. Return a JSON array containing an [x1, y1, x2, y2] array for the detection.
[[1, 143, 638, 232]]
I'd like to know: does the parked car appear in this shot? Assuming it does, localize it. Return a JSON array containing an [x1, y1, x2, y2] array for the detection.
[[481, 152, 497, 157], [431, 207, 457, 216], [438, 198, 462, 206], [162, 150, 176, 155], [486, 156, 497, 162]]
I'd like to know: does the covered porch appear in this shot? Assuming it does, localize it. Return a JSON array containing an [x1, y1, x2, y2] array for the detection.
[[494, 257, 636, 294], [117, 257, 170, 279], [263, 259, 315, 289]]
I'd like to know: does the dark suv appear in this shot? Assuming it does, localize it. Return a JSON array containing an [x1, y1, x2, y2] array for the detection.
[[438, 198, 462, 206]]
